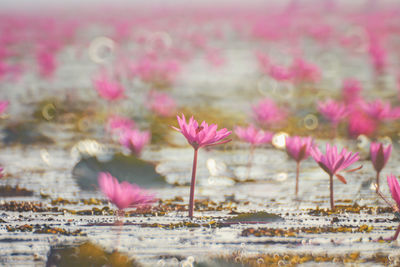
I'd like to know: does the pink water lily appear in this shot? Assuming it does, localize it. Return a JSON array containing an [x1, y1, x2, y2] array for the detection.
[[172, 114, 231, 218], [106, 115, 135, 136], [317, 99, 348, 136], [235, 124, 273, 179], [234, 124, 273, 145], [93, 72, 125, 101], [98, 172, 155, 211], [311, 144, 360, 210], [119, 129, 151, 156], [285, 136, 313, 196], [370, 142, 392, 191], [172, 114, 231, 150], [146, 90, 177, 117], [252, 98, 287, 127]]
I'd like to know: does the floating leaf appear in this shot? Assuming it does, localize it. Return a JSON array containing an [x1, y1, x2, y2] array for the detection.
[[72, 153, 167, 190], [224, 211, 283, 224], [2, 122, 53, 145]]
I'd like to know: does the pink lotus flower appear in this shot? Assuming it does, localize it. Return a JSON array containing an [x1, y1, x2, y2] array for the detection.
[[93, 73, 125, 101], [172, 114, 231, 218], [234, 125, 273, 145], [361, 100, 392, 121], [37, 49, 56, 79], [0, 101, 9, 115], [252, 98, 287, 127], [172, 114, 231, 150], [235, 124, 273, 179], [119, 129, 151, 156], [268, 64, 293, 81], [146, 90, 177, 117], [311, 144, 360, 210], [348, 111, 377, 138], [370, 142, 392, 191], [106, 115, 135, 136], [285, 136, 314, 196], [342, 78, 362, 105], [317, 99, 348, 135], [290, 58, 321, 84], [98, 172, 155, 211], [383, 174, 400, 240]]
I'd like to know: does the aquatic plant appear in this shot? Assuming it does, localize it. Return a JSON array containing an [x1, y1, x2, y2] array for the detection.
[[317, 99, 348, 136], [93, 72, 125, 101], [235, 124, 273, 179], [146, 90, 177, 117], [119, 129, 151, 156], [375, 174, 400, 241], [172, 114, 231, 218], [370, 142, 392, 192], [252, 98, 287, 127], [98, 172, 155, 213], [106, 115, 136, 136], [285, 136, 313, 196], [311, 144, 360, 210]]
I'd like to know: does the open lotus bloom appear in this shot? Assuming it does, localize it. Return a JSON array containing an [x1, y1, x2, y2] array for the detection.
[[311, 144, 360, 209], [172, 114, 231, 150], [98, 172, 155, 211], [172, 114, 231, 218], [235, 124, 273, 145]]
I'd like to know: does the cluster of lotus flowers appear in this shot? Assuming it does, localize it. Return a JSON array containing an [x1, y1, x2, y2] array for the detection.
[[2, 1, 400, 242]]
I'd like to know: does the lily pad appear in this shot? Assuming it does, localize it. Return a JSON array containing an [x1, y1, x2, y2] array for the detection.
[[224, 211, 284, 224], [72, 153, 167, 190], [2, 122, 53, 145]]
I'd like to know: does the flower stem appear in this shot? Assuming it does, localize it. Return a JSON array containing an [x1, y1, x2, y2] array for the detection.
[[376, 171, 380, 193], [393, 224, 400, 241], [295, 161, 300, 197], [246, 145, 255, 180], [189, 149, 199, 219], [330, 174, 335, 210]]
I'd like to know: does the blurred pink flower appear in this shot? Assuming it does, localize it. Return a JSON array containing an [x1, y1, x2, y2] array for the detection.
[[119, 129, 151, 155], [342, 78, 363, 105], [361, 99, 392, 120], [172, 114, 231, 218], [0, 167, 3, 178], [130, 57, 180, 85], [370, 142, 392, 191], [172, 114, 232, 150], [317, 99, 348, 129], [348, 111, 377, 138], [0, 101, 9, 115], [93, 73, 125, 101], [268, 64, 293, 81], [368, 40, 387, 74], [386, 174, 400, 240], [290, 58, 321, 83], [285, 136, 314, 196], [252, 98, 287, 127], [146, 90, 177, 117], [98, 172, 155, 211], [36, 49, 56, 79], [106, 115, 135, 135], [311, 144, 360, 209], [234, 124, 273, 145]]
